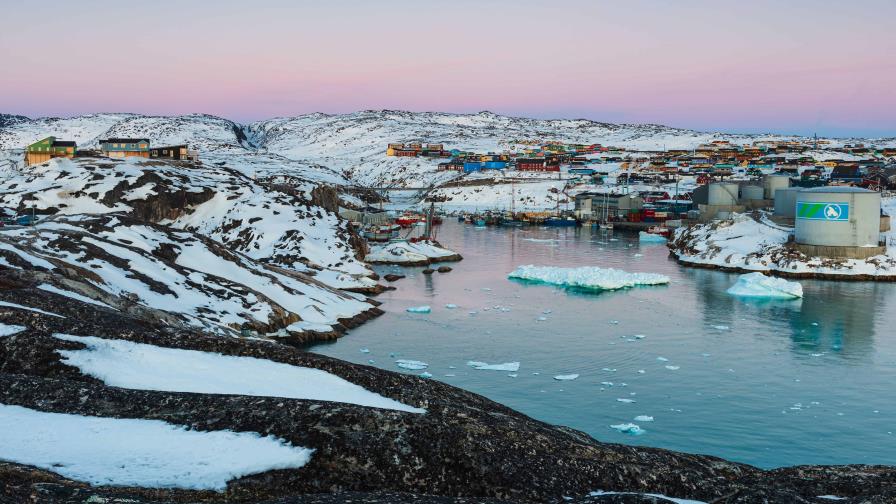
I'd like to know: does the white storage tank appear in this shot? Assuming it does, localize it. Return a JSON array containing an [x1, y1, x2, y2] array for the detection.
[[707, 182, 739, 206], [774, 187, 800, 217], [763, 174, 791, 199], [741, 185, 764, 201], [794, 187, 881, 247]]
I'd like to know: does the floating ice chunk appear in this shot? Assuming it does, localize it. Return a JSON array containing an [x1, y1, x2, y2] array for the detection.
[[553, 374, 579, 381], [419, 372, 433, 379], [665, 365, 680, 370], [445, 304, 458, 309], [395, 360, 428, 370], [600, 381, 614, 387], [360, 348, 370, 354], [610, 423, 645, 435], [542, 309, 552, 314], [634, 415, 654, 422], [609, 320, 619, 325], [406, 306, 431, 314], [537, 316, 548, 321], [507, 373, 518, 378], [633, 334, 646, 339], [638, 231, 667, 243], [726, 272, 803, 299], [367, 359, 375, 364], [602, 368, 616, 372], [637, 369, 645, 374], [616, 398, 636, 403], [508, 265, 669, 291], [712, 325, 730, 330], [0, 323, 26, 338], [633, 253, 643, 257], [656, 357, 669, 362], [467, 361, 520, 372]]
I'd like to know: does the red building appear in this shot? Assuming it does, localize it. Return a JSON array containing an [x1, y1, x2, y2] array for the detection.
[[516, 157, 560, 172]]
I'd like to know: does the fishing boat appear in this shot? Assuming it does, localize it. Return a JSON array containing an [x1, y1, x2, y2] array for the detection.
[[645, 225, 670, 237], [395, 213, 423, 228], [363, 224, 399, 242], [544, 216, 577, 227]]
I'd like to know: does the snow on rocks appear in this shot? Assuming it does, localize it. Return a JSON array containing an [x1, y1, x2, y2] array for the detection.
[[669, 211, 896, 280], [467, 361, 520, 372], [0, 403, 313, 490], [54, 334, 423, 413], [726, 272, 803, 299], [508, 265, 669, 291], [0, 323, 25, 337], [365, 240, 462, 266], [0, 215, 376, 336]]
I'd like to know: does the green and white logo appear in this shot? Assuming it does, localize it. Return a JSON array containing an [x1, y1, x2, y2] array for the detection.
[[796, 201, 849, 221]]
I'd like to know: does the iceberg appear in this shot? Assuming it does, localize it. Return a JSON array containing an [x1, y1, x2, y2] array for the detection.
[[634, 415, 654, 422], [467, 361, 520, 372], [406, 305, 432, 314], [395, 360, 428, 370], [726, 272, 803, 299], [610, 423, 645, 435], [553, 374, 579, 381], [508, 265, 669, 291], [638, 231, 667, 243]]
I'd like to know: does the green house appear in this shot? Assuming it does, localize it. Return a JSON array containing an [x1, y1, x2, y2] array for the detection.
[[27, 136, 76, 155]]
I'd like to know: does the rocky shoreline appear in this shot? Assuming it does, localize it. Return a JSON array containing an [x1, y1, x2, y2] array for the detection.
[[1, 267, 895, 503]]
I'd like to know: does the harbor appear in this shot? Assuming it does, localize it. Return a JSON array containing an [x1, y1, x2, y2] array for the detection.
[[312, 219, 896, 470]]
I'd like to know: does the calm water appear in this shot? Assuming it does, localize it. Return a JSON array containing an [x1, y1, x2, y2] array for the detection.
[[311, 221, 896, 469]]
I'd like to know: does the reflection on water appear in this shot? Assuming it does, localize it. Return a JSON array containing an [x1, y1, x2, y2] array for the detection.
[[312, 221, 896, 468]]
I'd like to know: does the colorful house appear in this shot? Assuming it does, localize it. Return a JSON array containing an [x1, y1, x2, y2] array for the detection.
[[149, 145, 198, 162], [99, 138, 150, 159], [463, 161, 482, 173], [25, 137, 76, 166], [516, 157, 560, 172], [438, 159, 465, 172]]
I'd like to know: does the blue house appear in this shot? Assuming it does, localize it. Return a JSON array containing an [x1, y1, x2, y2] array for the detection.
[[463, 161, 482, 173], [483, 160, 507, 169]]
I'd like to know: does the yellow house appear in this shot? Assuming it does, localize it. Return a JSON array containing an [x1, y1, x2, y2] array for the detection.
[[25, 137, 76, 166]]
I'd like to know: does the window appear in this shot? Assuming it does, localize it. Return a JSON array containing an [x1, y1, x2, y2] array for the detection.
[[139, 144, 147, 149]]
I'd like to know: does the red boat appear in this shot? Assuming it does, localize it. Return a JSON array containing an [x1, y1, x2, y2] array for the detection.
[[395, 214, 423, 228]]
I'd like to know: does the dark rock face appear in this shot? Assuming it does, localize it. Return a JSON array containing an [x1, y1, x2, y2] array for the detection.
[[437, 266, 453, 273], [422, 268, 435, 275], [1, 275, 894, 504], [384, 274, 406, 282]]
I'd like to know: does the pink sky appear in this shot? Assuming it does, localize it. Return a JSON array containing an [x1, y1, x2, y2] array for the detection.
[[1, 0, 894, 136]]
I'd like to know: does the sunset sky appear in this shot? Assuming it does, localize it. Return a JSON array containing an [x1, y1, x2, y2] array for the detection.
[[1, 0, 894, 136]]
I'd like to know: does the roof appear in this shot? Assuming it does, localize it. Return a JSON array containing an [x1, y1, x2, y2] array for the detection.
[[99, 138, 150, 144], [799, 186, 876, 194], [50, 140, 76, 147]]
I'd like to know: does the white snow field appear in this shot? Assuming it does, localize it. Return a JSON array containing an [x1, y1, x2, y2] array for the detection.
[[726, 272, 804, 299], [0, 403, 313, 490], [365, 240, 459, 265], [508, 265, 670, 291], [0, 300, 65, 318], [0, 323, 25, 337], [37, 283, 113, 308], [54, 334, 424, 413], [589, 490, 706, 504]]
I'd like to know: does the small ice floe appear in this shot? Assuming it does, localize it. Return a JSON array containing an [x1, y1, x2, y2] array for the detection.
[[616, 398, 636, 403], [602, 368, 616, 372], [419, 372, 433, 379], [553, 374, 579, 381], [634, 415, 654, 422], [542, 309, 552, 314], [609, 320, 619, 325], [507, 373, 518, 378], [665, 365, 680, 371], [467, 361, 520, 372], [656, 357, 669, 362], [0, 323, 26, 338], [811, 352, 825, 357], [712, 325, 730, 331], [726, 272, 803, 299], [633, 253, 643, 258], [609, 423, 644, 435], [601, 381, 614, 387], [444, 373, 456, 377], [395, 360, 428, 370], [632, 334, 646, 340], [507, 265, 669, 291], [536, 316, 548, 322], [367, 359, 375, 364], [637, 369, 645, 374], [406, 306, 431, 314], [481, 287, 492, 292], [638, 231, 667, 243], [360, 348, 370, 354], [811, 322, 819, 326], [445, 303, 458, 309]]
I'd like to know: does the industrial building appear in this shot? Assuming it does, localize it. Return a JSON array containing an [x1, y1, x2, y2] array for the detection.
[[792, 186, 885, 259], [574, 192, 644, 221]]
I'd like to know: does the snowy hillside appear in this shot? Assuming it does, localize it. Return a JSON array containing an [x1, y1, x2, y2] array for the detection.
[[0, 157, 375, 289]]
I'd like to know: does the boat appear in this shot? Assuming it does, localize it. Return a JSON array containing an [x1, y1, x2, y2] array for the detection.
[[474, 218, 486, 227], [395, 213, 422, 228], [645, 225, 670, 237], [544, 216, 578, 227], [363, 224, 399, 242]]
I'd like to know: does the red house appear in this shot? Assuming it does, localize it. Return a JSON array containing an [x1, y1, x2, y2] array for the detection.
[[516, 157, 560, 172]]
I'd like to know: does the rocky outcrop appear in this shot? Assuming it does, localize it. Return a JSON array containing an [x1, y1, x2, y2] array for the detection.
[[0, 276, 893, 503]]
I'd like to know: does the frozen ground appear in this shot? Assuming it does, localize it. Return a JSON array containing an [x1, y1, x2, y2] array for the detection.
[[54, 334, 424, 413], [0, 403, 313, 490]]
